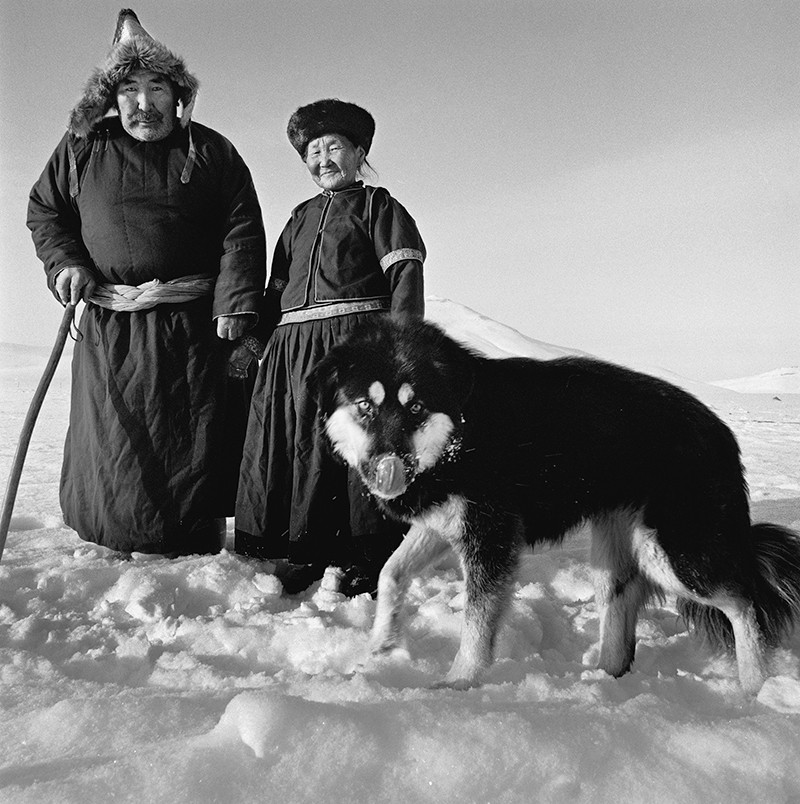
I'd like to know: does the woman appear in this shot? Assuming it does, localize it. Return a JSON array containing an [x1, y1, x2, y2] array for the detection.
[[236, 99, 425, 594]]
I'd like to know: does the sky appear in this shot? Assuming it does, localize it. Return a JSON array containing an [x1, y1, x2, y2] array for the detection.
[[1, 0, 797, 382]]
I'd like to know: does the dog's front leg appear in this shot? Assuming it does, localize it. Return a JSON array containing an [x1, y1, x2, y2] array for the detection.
[[441, 522, 523, 689], [371, 523, 450, 653], [441, 570, 516, 689]]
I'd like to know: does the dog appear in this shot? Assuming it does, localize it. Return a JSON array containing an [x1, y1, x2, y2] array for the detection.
[[309, 317, 800, 692]]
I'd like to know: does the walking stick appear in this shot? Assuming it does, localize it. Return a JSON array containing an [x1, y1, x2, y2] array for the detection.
[[0, 303, 76, 561]]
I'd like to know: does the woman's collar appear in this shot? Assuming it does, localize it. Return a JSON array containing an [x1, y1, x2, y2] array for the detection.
[[321, 180, 364, 197]]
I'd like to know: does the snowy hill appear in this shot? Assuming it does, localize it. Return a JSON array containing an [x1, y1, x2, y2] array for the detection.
[[425, 295, 590, 360], [713, 367, 800, 395], [424, 296, 749, 405]]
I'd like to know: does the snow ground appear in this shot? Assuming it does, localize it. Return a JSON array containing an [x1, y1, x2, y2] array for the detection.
[[1, 302, 799, 803]]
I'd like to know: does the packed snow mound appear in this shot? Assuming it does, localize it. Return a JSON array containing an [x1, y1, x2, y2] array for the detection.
[[425, 295, 590, 360], [713, 367, 800, 395]]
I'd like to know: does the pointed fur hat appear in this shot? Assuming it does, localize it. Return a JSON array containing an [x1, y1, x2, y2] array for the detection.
[[287, 99, 375, 157], [68, 8, 199, 138]]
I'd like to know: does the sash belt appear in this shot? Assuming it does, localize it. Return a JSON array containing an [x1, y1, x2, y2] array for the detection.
[[88, 273, 215, 311]]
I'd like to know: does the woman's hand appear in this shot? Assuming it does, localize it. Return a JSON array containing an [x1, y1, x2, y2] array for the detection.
[[54, 266, 96, 306]]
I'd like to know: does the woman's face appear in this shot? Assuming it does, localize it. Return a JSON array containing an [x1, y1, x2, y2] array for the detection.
[[305, 134, 364, 191]]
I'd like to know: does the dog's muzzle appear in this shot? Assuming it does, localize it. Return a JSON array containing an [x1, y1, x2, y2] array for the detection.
[[365, 453, 416, 499]]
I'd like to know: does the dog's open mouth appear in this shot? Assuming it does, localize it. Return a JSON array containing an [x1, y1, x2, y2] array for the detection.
[[363, 453, 417, 499]]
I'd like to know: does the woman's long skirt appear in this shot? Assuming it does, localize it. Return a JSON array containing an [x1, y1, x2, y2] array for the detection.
[[235, 312, 403, 565]]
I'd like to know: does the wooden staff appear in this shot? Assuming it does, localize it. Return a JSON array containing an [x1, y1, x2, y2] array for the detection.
[[0, 303, 76, 560]]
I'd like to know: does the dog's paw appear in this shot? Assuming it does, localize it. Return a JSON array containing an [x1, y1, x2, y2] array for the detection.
[[369, 632, 402, 656], [581, 644, 600, 667], [431, 675, 480, 691], [437, 650, 487, 690], [353, 645, 411, 677], [369, 640, 408, 660], [435, 662, 484, 690]]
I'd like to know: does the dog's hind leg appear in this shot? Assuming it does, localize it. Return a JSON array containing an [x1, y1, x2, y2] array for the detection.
[[371, 522, 451, 654], [714, 596, 767, 694], [592, 510, 653, 677], [595, 572, 651, 677], [679, 592, 767, 693], [632, 511, 770, 693], [682, 593, 768, 694]]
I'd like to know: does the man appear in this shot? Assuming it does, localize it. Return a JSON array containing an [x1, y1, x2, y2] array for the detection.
[[27, 10, 266, 555]]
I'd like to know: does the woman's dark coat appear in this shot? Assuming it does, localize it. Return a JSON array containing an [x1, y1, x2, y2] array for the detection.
[[235, 183, 423, 565]]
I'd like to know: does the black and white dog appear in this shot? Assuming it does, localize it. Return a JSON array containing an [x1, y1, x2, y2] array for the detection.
[[309, 317, 800, 692]]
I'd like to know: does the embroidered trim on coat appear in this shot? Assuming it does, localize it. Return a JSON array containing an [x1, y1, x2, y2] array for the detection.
[[278, 298, 389, 325], [379, 248, 424, 272]]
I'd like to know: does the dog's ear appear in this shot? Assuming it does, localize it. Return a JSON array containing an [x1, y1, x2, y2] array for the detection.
[[307, 345, 361, 416], [306, 351, 340, 416]]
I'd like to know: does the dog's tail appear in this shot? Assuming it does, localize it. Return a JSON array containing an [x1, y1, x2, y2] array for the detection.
[[679, 523, 800, 651]]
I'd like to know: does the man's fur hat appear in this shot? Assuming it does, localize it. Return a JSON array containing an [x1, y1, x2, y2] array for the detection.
[[68, 8, 199, 138], [287, 99, 375, 157]]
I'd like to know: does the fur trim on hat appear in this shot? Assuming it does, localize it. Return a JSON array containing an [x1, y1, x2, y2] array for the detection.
[[68, 9, 199, 138], [287, 99, 375, 157]]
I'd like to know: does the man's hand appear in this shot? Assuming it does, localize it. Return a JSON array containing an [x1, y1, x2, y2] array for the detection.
[[55, 266, 96, 306], [216, 314, 252, 340]]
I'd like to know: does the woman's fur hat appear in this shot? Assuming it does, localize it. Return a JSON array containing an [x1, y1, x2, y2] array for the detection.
[[287, 99, 375, 157], [68, 8, 199, 138]]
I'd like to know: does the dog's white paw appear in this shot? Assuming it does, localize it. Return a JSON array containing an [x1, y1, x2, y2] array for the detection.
[[431, 676, 479, 691], [369, 631, 402, 655], [581, 644, 601, 667], [435, 661, 485, 690], [370, 641, 409, 661], [379, 645, 411, 662], [353, 644, 411, 676]]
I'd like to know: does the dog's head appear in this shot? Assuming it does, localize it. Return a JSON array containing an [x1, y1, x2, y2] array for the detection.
[[309, 317, 476, 500]]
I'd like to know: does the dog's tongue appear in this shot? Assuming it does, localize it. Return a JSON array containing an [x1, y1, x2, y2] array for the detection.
[[373, 455, 407, 497]]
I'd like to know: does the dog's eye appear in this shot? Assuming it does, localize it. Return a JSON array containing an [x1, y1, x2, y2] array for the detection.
[[355, 399, 373, 416], [408, 401, 425, 416]]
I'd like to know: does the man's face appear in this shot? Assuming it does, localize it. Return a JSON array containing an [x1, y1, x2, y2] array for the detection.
[[116, 70, 177, 141]]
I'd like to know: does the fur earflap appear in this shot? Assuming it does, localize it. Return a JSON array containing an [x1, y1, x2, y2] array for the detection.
[[68, 9, 199, 138], [287, 98, 375, 157]]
